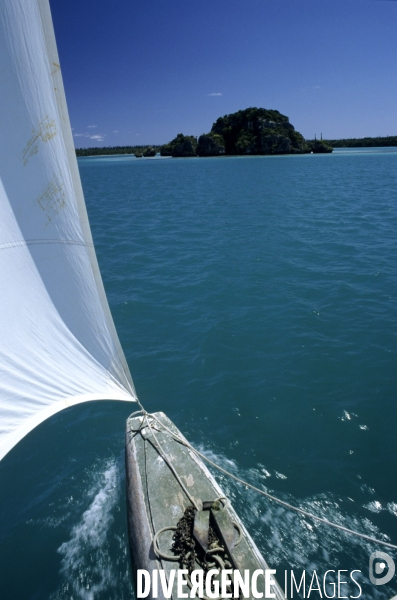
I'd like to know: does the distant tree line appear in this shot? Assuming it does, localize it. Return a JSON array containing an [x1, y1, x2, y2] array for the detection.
[[323, 135, 397, 148], [76, 145, 161, 157], [74, 126, 397, 158]]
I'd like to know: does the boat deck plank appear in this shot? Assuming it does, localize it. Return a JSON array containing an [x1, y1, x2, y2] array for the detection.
[[126, 412, 285, 600]]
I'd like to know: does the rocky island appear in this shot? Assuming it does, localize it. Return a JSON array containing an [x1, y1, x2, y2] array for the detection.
[[160, 107, 333, 157]]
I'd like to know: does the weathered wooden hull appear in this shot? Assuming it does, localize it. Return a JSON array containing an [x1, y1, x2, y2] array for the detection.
[[126, 412, 284, 600]]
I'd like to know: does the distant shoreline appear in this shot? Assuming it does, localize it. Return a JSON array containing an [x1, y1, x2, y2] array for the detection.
[[76, 136, 397, 157]]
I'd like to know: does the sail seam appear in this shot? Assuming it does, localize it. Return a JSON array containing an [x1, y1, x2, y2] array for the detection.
[[0, 239, 93, 250]]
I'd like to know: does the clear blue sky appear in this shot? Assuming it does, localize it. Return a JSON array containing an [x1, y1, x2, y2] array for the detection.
[[49, 0, 397, 148]]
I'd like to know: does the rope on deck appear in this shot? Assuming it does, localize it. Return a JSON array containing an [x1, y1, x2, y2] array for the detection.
[[128, 408, 200, 511], [129, 408, 397, 552]]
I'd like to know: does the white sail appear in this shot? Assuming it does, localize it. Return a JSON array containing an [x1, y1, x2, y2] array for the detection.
[[0, 0, 136, 461]]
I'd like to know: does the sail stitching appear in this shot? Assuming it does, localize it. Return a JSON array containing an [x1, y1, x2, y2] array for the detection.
[[0, 239, 93, 250]]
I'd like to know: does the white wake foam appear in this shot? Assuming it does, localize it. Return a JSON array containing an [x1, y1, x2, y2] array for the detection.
[[197, 444, 395, 600], [51, 459, 130, 600]]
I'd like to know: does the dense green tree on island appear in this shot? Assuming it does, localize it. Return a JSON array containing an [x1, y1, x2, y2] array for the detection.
[[306, 139, 333, 153], [196, 133, 225, 156], [210, 107, 308, 155], [143, 146, 157, 157], [160, 133, 197, 157], [160, 107, 316, 157]]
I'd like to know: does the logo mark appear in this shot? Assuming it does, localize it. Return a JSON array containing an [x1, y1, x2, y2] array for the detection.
[[369, 551, 395, 586]]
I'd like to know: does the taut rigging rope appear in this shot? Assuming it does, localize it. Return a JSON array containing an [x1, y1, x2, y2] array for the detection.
[[129, 406, 397, 552]]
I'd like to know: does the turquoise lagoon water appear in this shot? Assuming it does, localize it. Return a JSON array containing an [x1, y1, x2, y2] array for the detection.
[[0, 149, 396, 599]]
